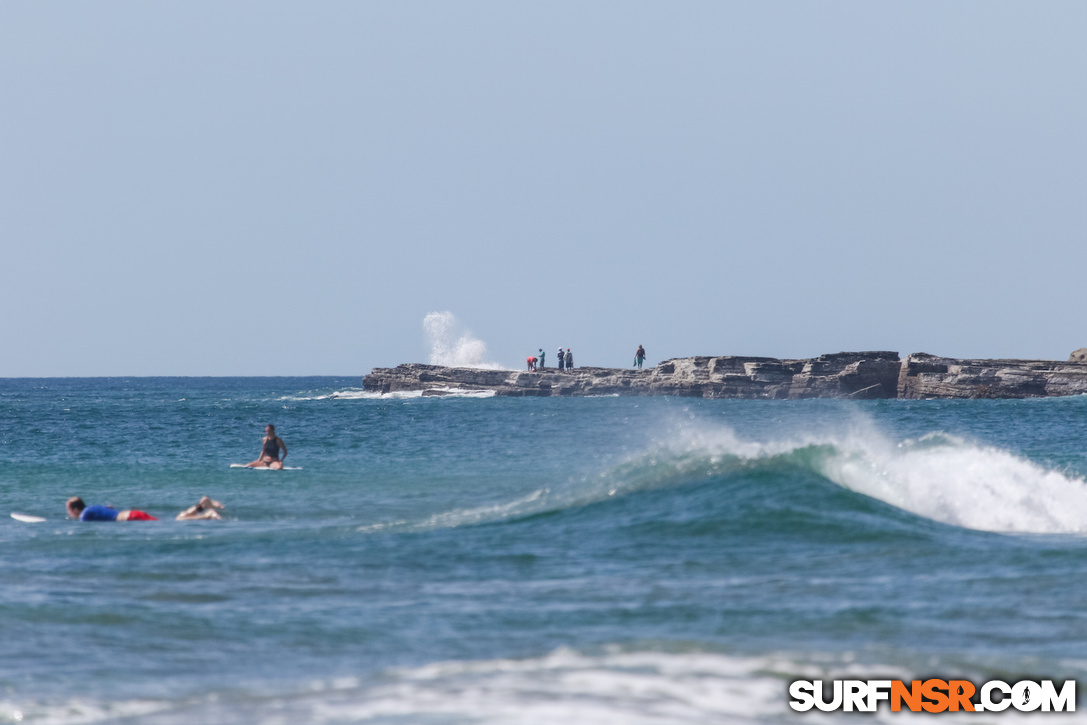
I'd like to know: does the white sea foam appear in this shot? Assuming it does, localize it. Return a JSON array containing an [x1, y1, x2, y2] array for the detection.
[[0, 698, 172, 724], [413, 387, 498, 399], [359, 411, 1087, 537], [330, 647, 789, 724], [423, 311, 507, 369], [286, 387, 497, 402], [326, 389, 378, 400], [815, 431, 1087, 534], [338, 648, 1074, 724], [7, 648, 1076, 724], [0, 650, 818, 724], [358, 488, 548, 534], [656, 416, 1087, 535], [279, 389, 376, 401]]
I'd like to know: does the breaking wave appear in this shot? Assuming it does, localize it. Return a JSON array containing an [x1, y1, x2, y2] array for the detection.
[[362, 419, 1087, 536], [287, 388, 497, 401], [0, 646, 962, 725], [642, 424, 1087, 535]]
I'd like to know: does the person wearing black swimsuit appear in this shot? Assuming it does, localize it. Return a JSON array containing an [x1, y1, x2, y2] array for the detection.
[[247, 424, 288, 469]]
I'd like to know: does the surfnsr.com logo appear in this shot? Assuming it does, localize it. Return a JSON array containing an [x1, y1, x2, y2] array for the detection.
[[789, 679, 1076, 713]]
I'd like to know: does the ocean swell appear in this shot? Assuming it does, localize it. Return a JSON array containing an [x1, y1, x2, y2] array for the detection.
[[362, 420, 1087, 537]]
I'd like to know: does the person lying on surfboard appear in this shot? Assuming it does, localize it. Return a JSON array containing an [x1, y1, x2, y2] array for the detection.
[[66, 495, 225, 521], [175, 496, 226, 520], [247, 424, 288, 469]]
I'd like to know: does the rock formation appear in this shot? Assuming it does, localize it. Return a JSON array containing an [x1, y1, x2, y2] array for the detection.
[[362, 351, 1087, 400], [897, 353, 1087, 399]]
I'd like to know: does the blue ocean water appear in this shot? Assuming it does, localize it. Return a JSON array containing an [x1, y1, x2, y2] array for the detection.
[[3, 377, 1087, 723]]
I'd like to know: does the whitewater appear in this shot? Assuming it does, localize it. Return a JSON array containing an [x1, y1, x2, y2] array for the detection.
[[2, 378, 1087, 722]]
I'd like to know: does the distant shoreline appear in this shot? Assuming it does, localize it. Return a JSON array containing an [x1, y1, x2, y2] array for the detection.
[[363, 352, 1087, 399]]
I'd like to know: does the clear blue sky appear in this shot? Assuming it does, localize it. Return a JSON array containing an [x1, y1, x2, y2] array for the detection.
[[2, 2, 1085, 376]]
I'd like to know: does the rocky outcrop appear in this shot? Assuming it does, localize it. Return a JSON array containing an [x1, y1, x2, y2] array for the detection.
[[897, 353, 1087, 399], [363, 351, 1087, 399], [364, 351, 904, 399], [650, 352, 903, 399]]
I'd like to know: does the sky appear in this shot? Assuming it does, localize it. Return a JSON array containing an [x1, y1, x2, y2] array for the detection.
[[2, 2, 1085, 376]]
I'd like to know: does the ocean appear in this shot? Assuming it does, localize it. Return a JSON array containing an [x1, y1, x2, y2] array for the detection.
[[2, 376, 1087, 723]]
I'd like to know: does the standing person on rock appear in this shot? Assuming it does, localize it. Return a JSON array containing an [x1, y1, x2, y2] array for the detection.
[[634, 345, 646, 369], [557, 348, 565, 371], [565, 348, 573, 370], [538, 349, 546, 369]]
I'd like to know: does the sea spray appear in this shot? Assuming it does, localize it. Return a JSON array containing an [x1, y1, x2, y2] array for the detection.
[[353, 413, 1087, 536], [645, 414, 1087, 535], [1, 648, 897, 725], [423, 311, 506, 369], [815, 432, 1087, 534]]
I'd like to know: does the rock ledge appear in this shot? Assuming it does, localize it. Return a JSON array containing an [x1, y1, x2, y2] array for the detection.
[[362, 352, 1087, 399]]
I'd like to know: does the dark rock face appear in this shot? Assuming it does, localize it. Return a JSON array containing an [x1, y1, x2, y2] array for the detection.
[[363, 351, 1087, 399], [365, 351, 899, 399], [897, 353, 1087, 399]]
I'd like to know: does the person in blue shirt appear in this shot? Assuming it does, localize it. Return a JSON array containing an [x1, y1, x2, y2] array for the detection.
[[67, 497, 156, 521], [66, 496, 224, 521]]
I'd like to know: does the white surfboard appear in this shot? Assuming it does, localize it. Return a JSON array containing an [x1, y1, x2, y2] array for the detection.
[[229, 464, 302, 470], [11, 512, 46, 523]]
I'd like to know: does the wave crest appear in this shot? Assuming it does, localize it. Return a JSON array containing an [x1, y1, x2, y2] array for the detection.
[[359, 417, 1087, 537], [814, 432, 1087, 534], [644, 422, 1087, 535]]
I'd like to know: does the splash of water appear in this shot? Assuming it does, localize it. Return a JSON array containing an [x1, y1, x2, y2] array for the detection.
[[815, 431, 1087, 534], [356, 407, 1087, 536], [423, 311, 506, 369], [658, 419, 1087, 535], [7, 647, 874, 725], [559, 416, 1087, 536]]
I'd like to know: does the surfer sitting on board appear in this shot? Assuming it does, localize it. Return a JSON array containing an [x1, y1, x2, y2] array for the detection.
[[65, 496, 225, 521], [247, 424, 287, 469]]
